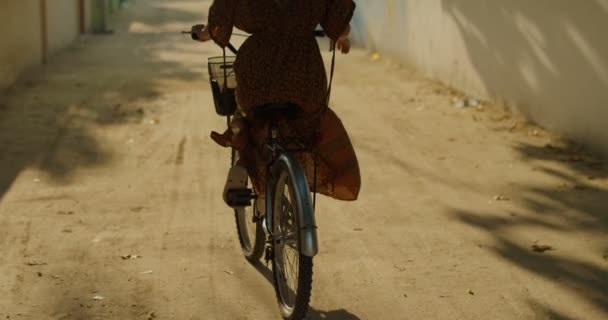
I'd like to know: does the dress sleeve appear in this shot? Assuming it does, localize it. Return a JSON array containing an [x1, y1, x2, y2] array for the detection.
[[207, 0, 237, 47], [320, 0, 356, 40]]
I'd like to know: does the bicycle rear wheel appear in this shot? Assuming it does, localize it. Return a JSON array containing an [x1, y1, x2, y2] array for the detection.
[[271, 163, 313, 320], [232, 149, 265, 261]]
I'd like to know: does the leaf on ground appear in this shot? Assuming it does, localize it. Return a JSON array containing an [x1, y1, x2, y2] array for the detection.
[[393, 265, 406, 272], [121, 254, 142, 260], [531, 244, 554, 253]]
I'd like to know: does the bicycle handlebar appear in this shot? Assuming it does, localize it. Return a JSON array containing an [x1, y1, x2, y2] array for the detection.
[[184, 25, 325, 55]]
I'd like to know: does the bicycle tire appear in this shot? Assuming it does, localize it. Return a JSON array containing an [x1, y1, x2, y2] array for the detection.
[[271, 160, 314, 320], [232, 148, 265, 261]]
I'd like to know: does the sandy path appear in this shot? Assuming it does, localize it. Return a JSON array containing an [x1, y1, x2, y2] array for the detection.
[[0, 1, 606, 319]]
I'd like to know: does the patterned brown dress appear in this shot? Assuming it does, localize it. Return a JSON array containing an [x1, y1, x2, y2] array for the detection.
[[207, 0, 360, 201]]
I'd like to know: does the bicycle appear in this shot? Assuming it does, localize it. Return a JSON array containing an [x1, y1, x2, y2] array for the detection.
[[187, 27, 334, 320]]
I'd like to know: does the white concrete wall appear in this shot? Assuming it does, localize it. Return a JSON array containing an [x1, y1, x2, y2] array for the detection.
[[46, 0, 80, 55], [0, 0, 43, 89], [352, 0, 608, 155]]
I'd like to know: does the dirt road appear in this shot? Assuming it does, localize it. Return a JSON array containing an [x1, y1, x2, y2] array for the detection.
[[1, 1, 607, 319]]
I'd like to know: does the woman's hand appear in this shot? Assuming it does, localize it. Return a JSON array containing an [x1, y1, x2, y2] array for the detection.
[[330, 24, 351, 54], [191, 24, 211, 42], [331, 37, 351, 54]]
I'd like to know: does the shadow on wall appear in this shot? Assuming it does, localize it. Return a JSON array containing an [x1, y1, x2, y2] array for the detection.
[[0, 1, 207, 202], [440, 0, 608, 154]]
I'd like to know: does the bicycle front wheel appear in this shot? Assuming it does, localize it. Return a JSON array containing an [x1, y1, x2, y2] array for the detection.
[[271, 161, 313, 320]]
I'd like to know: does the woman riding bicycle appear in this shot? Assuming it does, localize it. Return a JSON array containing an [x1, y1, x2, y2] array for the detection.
[[193, 0, 361, 206]]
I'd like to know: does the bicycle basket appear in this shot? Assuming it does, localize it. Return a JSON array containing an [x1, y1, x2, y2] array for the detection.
[[208, 56, 237, 116]]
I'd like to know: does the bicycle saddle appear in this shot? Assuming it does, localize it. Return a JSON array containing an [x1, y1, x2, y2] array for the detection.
[[251, 103, 300, 121]]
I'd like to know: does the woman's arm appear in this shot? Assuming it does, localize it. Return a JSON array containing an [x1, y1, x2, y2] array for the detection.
[[194, 0, 237, 47], [321, 0, 356, 54]]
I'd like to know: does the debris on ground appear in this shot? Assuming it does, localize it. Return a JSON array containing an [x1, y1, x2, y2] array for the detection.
[[25, 261, 47, 266], [393, 265, 406, 272], [531, 242, 554, 253], [33, 178, 41, 183], [452, 98, 466, 108], [139, 270, 153, 275], [371, 52, 381, 62], [467, 289, 475, 295], [93, 295, 105, 301], [121, 254, 142, 260], [148, 312, 157, 320], [493, 195, 511, 201], [452, 97, 482, 109], [223, 270, 235, 276], [57, 211, 75, 215], [353, 228, 364, 232], [130, 206, 145, 213], [37, 272, 43, 277]]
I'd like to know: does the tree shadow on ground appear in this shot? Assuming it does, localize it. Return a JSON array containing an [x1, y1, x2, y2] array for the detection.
[[0, 0, 212, 201], [251, 262, 362, 320], [2, 0, 218, 318], [438, 1, 608, 316], [450, 141, 608, 316]]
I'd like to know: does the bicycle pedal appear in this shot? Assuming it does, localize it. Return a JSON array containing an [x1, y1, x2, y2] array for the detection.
[[226, 188, 254, 207]]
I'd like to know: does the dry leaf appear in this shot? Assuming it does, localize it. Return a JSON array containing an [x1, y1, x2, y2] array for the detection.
[[121, 254, 142, 260], [531, 244, 554, 253]]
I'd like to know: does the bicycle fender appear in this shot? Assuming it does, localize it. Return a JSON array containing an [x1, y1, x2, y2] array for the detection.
[[272, 153, 319, 257]]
